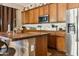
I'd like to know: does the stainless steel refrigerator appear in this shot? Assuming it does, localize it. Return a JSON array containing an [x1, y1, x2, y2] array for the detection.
[[66, 8, 79, 56]]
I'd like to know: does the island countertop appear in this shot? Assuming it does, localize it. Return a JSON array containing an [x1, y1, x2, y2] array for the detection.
[[0, 32, 48, 41]]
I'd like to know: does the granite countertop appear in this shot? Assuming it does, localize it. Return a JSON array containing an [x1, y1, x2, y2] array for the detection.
[[0, 32, 48, 41]]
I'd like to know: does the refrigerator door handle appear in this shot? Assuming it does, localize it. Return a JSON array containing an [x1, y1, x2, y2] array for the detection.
[[67, 23, 75, 34]]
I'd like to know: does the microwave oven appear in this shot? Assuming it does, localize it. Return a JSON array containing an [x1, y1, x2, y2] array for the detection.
[[39, 15, 48, 23]]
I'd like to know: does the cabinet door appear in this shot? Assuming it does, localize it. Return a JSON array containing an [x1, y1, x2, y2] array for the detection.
[[43, 5, 49, 15], [58, 3, 67, 22], [29, 10, 34, 23], [48, 34, 56, 49], [35, 35, 47, 56], [56, 37, 65, 52], [39, 6, 44, 16], [68, 3, 79, 9], [33, 8, 39, 23], [25, 11, 29, 24], [49, 4, 57, 22], [22, 11, 29, 24]]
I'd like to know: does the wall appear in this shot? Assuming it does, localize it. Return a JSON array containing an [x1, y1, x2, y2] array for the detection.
[[16, 10, 22, 27], [0, 3, 24, 27]]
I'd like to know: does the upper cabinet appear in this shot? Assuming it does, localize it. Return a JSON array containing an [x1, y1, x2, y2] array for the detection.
[[68, 3, 79, 9], [26, 11, 29, 24], [25, 11, 29, 24], [29, 9, 34, 23], [49, 4, 57, 22], [39, 6, 44, 16], [22, 3, 69, 24], [43, 5, 49, 15], [22, 11, 29, 24], [58, 3, 67, 22], [33, 8, 39, 23]]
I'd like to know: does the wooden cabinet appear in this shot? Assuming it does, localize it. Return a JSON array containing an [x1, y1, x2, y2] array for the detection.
[[25, 11, 29, 24], [56, 32, 66, 52], [39, 6, 44, 16], [58, 3, 67, 22], [56, 36, 66, 52], [22, 12, 25, 24], [43, 5, 49, 15], [49, 4, 57, 22], [29, 10, 34, 23], [48, 32, 66, 52], [68, 3, 79, 9], [48, 34, 56, 49], [33, 8, 39, 23], [35, 35, 47, 56], [22, 3, 69, 23], [22, 11, 29, 24]]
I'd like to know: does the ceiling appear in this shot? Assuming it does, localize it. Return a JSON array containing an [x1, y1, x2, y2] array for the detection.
[[14, 3, 47, 10], [0, 3, 48, 10], [15, 3, 47, 7]]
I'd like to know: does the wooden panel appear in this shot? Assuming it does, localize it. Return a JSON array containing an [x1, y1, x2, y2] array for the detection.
[[48, 34, 56, 49], [35, 35, 47, 56], [13, 9, 16, 19], [22, 11, 29, 24], [39, 6, 44, 16], [33, 8, 39, 23], [49, 4, 57, 22], [29, 10, 34, 23], [43, 5, 49, 15], [4, 6, 8, 32], [1, 6, 4, 32], [13, 9, 16, 27], [0, 5, 1, 31], [8, 7, 11, 24], [25, 11, 29, 24], [56, 37, 65, 52], [58, 3, 67, 22], [10, 8, 13, 31], [55, 31, 66, 37], [68, 3, 79, 9], [0, 5, 16, 32]]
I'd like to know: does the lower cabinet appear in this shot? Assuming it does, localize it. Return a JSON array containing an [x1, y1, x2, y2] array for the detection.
[[48, 33, 65, 52], [35, 35, 48, 56], [48, 34, 56, 49], [56, 36, 66, 52]]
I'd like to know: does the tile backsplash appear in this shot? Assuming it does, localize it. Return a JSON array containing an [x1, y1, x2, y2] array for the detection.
[[22, 23, 66, 31]]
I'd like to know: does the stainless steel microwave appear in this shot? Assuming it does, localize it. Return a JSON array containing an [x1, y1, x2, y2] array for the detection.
[[39, 15, 48, 23]]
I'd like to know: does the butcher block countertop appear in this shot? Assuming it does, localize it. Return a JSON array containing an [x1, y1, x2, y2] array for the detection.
[[0, 32, 48, 41]]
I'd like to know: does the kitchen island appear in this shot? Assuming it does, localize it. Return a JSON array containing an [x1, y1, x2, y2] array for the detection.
[[0, 32, 48, 56]]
